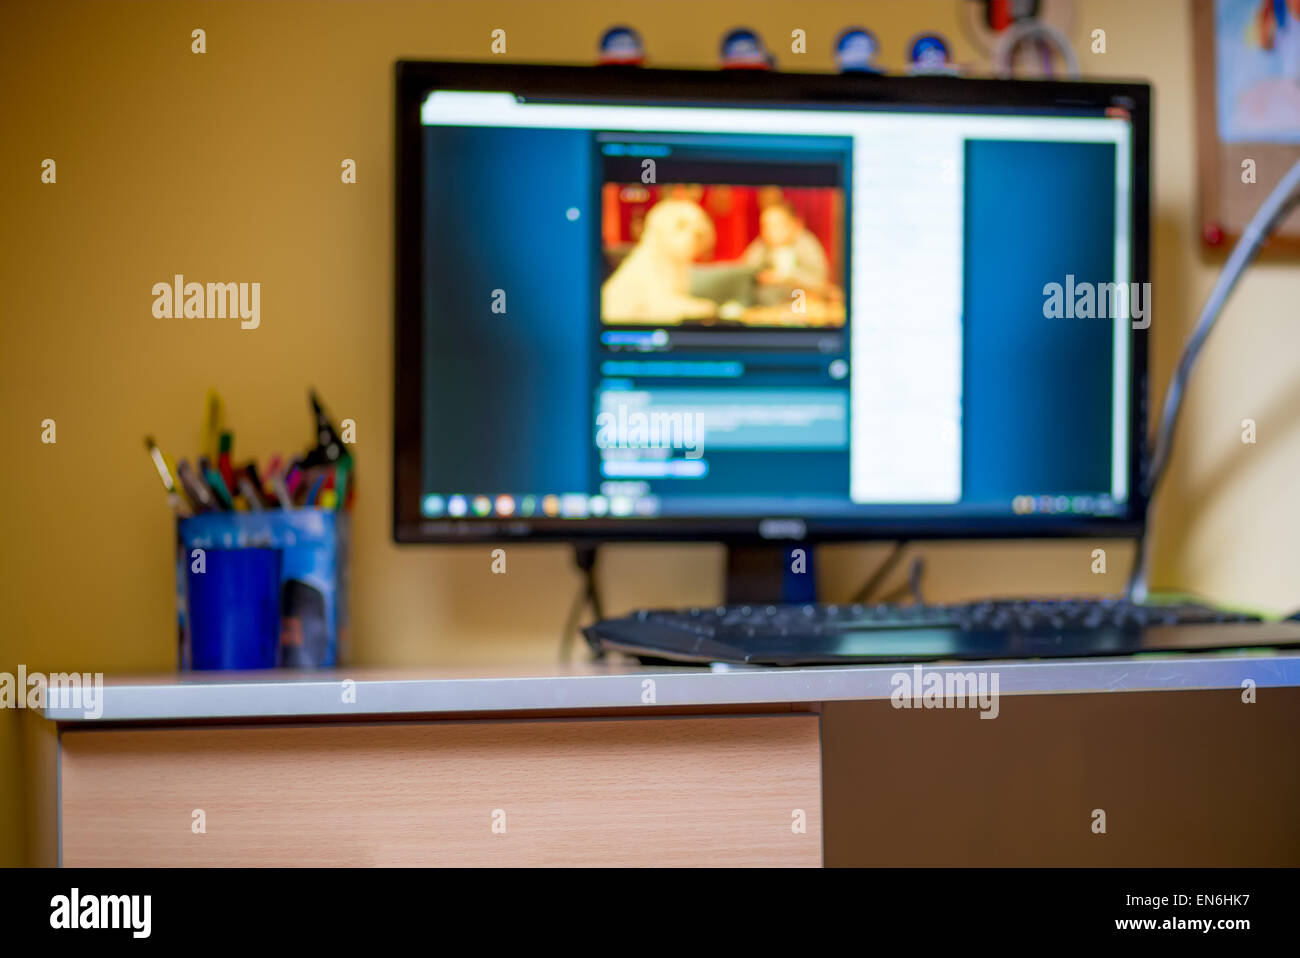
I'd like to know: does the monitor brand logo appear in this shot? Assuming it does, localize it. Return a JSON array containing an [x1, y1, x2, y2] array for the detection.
[[152, 274, 261, 329], [758, 518, 806, 539]]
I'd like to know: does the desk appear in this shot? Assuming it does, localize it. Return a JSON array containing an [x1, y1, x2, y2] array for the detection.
[[46, 654, 1300, 866]]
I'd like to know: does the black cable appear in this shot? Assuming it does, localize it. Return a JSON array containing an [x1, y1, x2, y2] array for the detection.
[[584, 554, 605, 622], [875, 557, 927, 606], [849, 540, 908, 604], [559, 544, 604, 661], [908, 556, 926, 605]]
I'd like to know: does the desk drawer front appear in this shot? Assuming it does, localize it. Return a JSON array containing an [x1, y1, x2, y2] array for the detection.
[[61, 715, 822, 866]]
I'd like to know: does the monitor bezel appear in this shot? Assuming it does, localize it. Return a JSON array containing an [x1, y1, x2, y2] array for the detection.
[[394, 60, 1151, 544]]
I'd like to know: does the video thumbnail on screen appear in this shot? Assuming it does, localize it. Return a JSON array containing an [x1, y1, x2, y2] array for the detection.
[[600, 183, 846, 328]]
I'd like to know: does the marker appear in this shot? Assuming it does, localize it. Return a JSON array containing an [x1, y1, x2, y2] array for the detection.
[[218, 432, 235, 491], [199, 456, 235, 511], [237, 474, 265, 511], [145, 437, 191, 516], [162, 448, 192, 511], [334, 458, 352, 512], [285, 461, 304, 500], [242, 462, 270, 506], [304, 469, 328, 507], [292, 465, 319, 507], [176, 459, 215, 513], [271, 472, 294, 510]]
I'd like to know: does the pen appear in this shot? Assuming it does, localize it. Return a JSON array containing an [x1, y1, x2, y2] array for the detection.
[[218, 432, 236, 492], [145, 437, 191, 516], [242, 462, 270, 506], [334, 458, 351, 512], [271, 472, 294, 510], [199, 456, 235, 511], [176, 459, 215, 513], [285, 461, 304, 501], [304, 468, 328, 507], [237, 474, 265, 511]]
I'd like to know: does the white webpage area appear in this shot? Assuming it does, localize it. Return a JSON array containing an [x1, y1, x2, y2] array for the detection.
[[423, 92, 1131, 506]]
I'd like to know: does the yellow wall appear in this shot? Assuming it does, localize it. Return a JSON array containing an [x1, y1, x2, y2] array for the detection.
[[2, 0, 1297, 866]]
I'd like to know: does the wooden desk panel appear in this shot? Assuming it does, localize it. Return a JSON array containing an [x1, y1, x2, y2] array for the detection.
[[61, 715, 822, 866]]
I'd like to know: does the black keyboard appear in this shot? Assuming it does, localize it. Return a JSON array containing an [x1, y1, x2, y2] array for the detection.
[[582, 598, 1297, 666]]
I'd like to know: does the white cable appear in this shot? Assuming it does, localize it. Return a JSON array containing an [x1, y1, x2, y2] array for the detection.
[[992, 20, 1080, 78], [1128, 156, 1300, 602]]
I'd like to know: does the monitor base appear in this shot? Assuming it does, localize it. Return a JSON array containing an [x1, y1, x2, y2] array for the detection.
[[724, 543, 817, 605]]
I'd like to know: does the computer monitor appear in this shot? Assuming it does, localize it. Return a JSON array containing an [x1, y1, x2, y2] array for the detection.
[[393, 62, 1150, 547]]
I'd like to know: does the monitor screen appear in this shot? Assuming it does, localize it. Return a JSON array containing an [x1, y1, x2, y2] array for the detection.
[[394, 63, 1150, 543]]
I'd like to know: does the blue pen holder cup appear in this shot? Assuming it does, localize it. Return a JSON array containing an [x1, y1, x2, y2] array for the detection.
[[176, 509, 349, 671], [187, 548, 282, 670]]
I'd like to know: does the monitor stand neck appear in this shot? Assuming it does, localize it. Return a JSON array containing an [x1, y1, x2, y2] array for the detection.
[[724, 543, 817, 605]]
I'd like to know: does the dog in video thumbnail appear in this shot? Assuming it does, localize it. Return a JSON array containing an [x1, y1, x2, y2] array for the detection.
[[600, 183, 846, 328], [601, 197, 720, 323]]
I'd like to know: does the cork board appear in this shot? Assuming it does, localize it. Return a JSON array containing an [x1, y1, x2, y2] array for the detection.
[[1192, 0, 1300, 251]]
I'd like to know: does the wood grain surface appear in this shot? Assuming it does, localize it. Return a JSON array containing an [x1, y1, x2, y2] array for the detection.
[[61, 715, 822, 866]]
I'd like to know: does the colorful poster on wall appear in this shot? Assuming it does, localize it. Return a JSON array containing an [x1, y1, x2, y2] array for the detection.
[[1215, 0, 1300, 142]]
